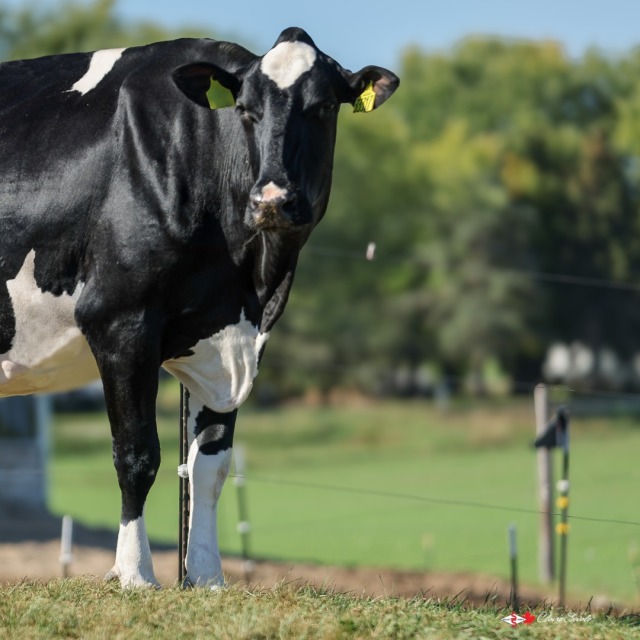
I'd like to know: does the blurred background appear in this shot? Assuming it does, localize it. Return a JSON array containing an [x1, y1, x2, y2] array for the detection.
[[1, 0, 640, 606]]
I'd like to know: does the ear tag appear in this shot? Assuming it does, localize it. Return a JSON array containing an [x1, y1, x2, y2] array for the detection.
[[353, 81, 376, 113], [206, 77, 235, 110]]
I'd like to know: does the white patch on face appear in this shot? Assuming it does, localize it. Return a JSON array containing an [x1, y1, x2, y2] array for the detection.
[[163, 310, 269, 412], [112, 515, 158, 588], [0, 251, 98, 396], [261, 41, 317, 89], [70, 48, 126, 95], [184, 433, 231, 587]]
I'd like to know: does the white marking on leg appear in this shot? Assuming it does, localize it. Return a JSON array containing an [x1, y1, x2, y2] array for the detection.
[[70, 48, 126, 95], [261, 41, 316, 89], [164, 310, 269, 413], [111, 515, 158, 588], [184, 424, 232, 587]]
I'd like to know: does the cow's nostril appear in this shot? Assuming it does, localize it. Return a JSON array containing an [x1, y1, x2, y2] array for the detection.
[[249, 193, 262, 209], [281, 192, 297, 214]]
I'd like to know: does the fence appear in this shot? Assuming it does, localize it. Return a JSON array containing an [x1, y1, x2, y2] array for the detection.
[[0, 382, 638, 604]]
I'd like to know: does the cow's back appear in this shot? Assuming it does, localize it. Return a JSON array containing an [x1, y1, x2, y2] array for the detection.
[[0, 49, 128, 290]]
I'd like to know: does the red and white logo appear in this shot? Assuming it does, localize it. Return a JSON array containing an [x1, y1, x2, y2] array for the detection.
[[501, 612, 536, 627]]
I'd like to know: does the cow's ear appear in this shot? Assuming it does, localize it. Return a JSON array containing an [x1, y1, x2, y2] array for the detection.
[[173, 63, 241, 109], [345, 65, 399, 113]]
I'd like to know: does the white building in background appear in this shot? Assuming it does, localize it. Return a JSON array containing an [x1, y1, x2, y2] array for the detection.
[[542, 341, 628, 389]]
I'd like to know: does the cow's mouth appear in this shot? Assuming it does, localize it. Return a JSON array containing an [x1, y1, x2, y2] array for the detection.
[[250, 204, 296, 231]]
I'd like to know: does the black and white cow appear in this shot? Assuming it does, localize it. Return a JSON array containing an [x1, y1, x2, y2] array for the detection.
[[0, 27, 398, 587]]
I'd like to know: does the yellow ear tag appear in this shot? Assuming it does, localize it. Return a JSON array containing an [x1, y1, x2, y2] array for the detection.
[[206, 77, 235, 110], [353, 81, 376, 113]]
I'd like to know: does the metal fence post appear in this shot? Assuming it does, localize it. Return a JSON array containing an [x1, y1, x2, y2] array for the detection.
[[534, 384, 555, 583]]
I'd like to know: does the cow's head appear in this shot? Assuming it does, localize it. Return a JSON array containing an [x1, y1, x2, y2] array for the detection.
[[174, 28, 399, 235]]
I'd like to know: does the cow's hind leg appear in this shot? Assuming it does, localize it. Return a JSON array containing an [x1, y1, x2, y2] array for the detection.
[[183, 397, 236, 588], [83, 317, 162, 588]]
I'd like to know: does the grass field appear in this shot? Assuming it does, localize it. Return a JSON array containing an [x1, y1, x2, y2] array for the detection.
[[49, 381, 640, 604], [1, 580, 638, 640]]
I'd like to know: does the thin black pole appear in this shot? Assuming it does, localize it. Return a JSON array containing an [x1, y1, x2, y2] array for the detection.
[[534, 384, 555, 583], [178, 384, 190, 585], [557, 424, 570, 608], [508, 523, 519, 612]]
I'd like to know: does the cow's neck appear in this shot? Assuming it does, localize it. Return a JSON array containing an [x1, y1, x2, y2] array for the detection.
[[249, 231, 301, 332]]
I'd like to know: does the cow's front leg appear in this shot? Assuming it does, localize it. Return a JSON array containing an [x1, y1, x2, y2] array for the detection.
[[183, 397, 236, 588], [84, 318, 162, 588]]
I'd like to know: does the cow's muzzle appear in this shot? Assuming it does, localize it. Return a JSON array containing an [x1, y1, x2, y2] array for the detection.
[[248, 182, 298, 230]]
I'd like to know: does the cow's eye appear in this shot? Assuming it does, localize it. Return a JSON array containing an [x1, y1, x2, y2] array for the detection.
[[318, 102, 336, 118], [305, 102, 336, 121]]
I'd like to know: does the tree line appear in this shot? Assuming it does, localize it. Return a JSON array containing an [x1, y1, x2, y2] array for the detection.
[[4, 1, 640, 397]]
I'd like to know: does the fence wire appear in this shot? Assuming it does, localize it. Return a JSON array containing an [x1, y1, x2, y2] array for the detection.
[[230, 474, 640, 529]]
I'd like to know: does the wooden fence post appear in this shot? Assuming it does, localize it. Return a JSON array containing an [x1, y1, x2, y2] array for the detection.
[[534, 384, 555, 583]]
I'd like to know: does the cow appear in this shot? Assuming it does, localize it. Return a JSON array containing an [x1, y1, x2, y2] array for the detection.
[[0, 27, 398, 588]]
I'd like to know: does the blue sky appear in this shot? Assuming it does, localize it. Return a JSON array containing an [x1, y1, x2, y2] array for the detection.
[[7, 0, 640, 71]]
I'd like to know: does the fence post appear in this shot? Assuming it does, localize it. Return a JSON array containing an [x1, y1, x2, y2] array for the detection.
[[59, 515, 73, 578], [534, 384, 555, 583], [233, 444, 254, 582], [178, 384, 190, 585], [556, 409, 570, 608], [508, 523, 519, 612]]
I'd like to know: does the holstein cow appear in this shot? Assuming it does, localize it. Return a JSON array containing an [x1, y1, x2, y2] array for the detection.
[[0, 27, 398, 587]]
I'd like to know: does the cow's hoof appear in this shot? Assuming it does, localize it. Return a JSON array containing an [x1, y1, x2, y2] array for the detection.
[[182, 574, 226, 590], [104, 568, 119, 582], [104, 565, 160, 589]]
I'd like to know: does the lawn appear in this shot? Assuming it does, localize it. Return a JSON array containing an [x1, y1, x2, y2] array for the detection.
[[3, 580, 637, 640], [49, 380, 640, 604]]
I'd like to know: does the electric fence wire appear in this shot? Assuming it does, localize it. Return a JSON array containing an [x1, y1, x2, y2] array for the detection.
[[303, 244, 640, 293], [5, 462, 636, 530], [229, 474, 640, 529], [3, 377, 640, 531]]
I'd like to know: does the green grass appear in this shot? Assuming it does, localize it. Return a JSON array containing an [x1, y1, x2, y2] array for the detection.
[[49, 381, 640, 604], [0, 580, 638, 640]]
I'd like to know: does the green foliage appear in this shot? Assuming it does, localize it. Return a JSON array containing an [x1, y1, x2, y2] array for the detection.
[[0, 0, 208, 61], [267, 37, 640, 395]]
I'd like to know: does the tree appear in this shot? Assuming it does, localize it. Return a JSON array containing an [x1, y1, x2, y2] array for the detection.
[[0, 0, 208, 61]]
